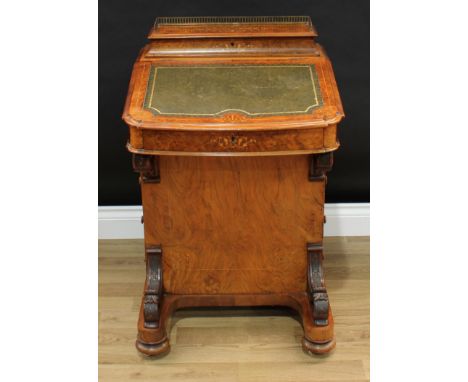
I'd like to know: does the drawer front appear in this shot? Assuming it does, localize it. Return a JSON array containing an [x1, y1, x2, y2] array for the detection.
[[138, 127, 336, 154]]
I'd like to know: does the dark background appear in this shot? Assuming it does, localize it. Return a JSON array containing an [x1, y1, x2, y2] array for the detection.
[[99, 0, 369, 205]]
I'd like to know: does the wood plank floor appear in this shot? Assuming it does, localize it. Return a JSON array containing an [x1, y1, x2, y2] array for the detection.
[[99, 237, 369, 382]]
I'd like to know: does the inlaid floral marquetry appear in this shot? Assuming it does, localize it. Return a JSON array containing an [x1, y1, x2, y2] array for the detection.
[[209, 135, 257, 149], [143, 65, 323, 118]]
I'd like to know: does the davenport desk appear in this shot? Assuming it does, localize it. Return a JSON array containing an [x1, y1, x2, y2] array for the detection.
[[122, 16, 344, 357]]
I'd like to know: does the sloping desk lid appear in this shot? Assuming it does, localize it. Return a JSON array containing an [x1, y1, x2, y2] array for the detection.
[[124, 62, 343, 131]]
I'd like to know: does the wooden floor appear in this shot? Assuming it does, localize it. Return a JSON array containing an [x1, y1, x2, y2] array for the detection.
[[99, 237, 369, 382]]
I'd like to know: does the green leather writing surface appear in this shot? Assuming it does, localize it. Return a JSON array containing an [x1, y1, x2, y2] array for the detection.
[[143, 65, 323, 117]]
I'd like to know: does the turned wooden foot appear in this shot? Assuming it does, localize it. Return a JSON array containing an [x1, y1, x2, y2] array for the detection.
[[135, 337, 170, 356], [302, 336, 336, 355]]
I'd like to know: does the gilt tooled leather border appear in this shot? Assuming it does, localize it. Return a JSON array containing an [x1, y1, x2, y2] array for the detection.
[[143, 64, 323, 118]]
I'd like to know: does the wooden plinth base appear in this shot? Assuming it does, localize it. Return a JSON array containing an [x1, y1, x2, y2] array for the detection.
[[136, 292, 335, 357]]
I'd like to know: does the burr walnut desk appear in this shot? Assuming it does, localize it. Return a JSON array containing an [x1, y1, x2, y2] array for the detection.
[[122, 16, 344, 357]]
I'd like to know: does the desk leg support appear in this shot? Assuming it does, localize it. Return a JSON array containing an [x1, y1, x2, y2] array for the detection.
[[135, 245, 170, 356], [136, 291, 335, 357], [301, 242, 335, 354], [134, 247, 335, 357], [132, 154, 160, 183]]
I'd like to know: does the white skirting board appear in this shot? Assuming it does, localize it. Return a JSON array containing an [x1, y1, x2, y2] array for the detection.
[[98, 203, 369, 239]]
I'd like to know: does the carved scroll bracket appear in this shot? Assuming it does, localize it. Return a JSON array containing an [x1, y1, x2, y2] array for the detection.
[[307, 242, 329, 326], [144, 245, 163, 328], [133, 154, 160, 183], [309, 152, 333, 182]]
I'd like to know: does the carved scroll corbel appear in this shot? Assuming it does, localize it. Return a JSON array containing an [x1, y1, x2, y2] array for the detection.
[[132, 154, 160, 183], [307, 243, 329, 326], [143, 245, 163, 328], [309, 152, 333, 182]]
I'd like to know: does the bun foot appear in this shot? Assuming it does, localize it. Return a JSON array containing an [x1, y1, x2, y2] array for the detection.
[[135, 338, 170, 356], [302, 336, 336, 355]]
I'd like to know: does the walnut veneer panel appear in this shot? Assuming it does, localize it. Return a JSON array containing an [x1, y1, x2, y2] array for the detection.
[[141, 155, 324, 294]]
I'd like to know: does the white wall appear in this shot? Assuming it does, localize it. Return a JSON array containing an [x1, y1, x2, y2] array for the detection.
[[98, 203, 369, 239]]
